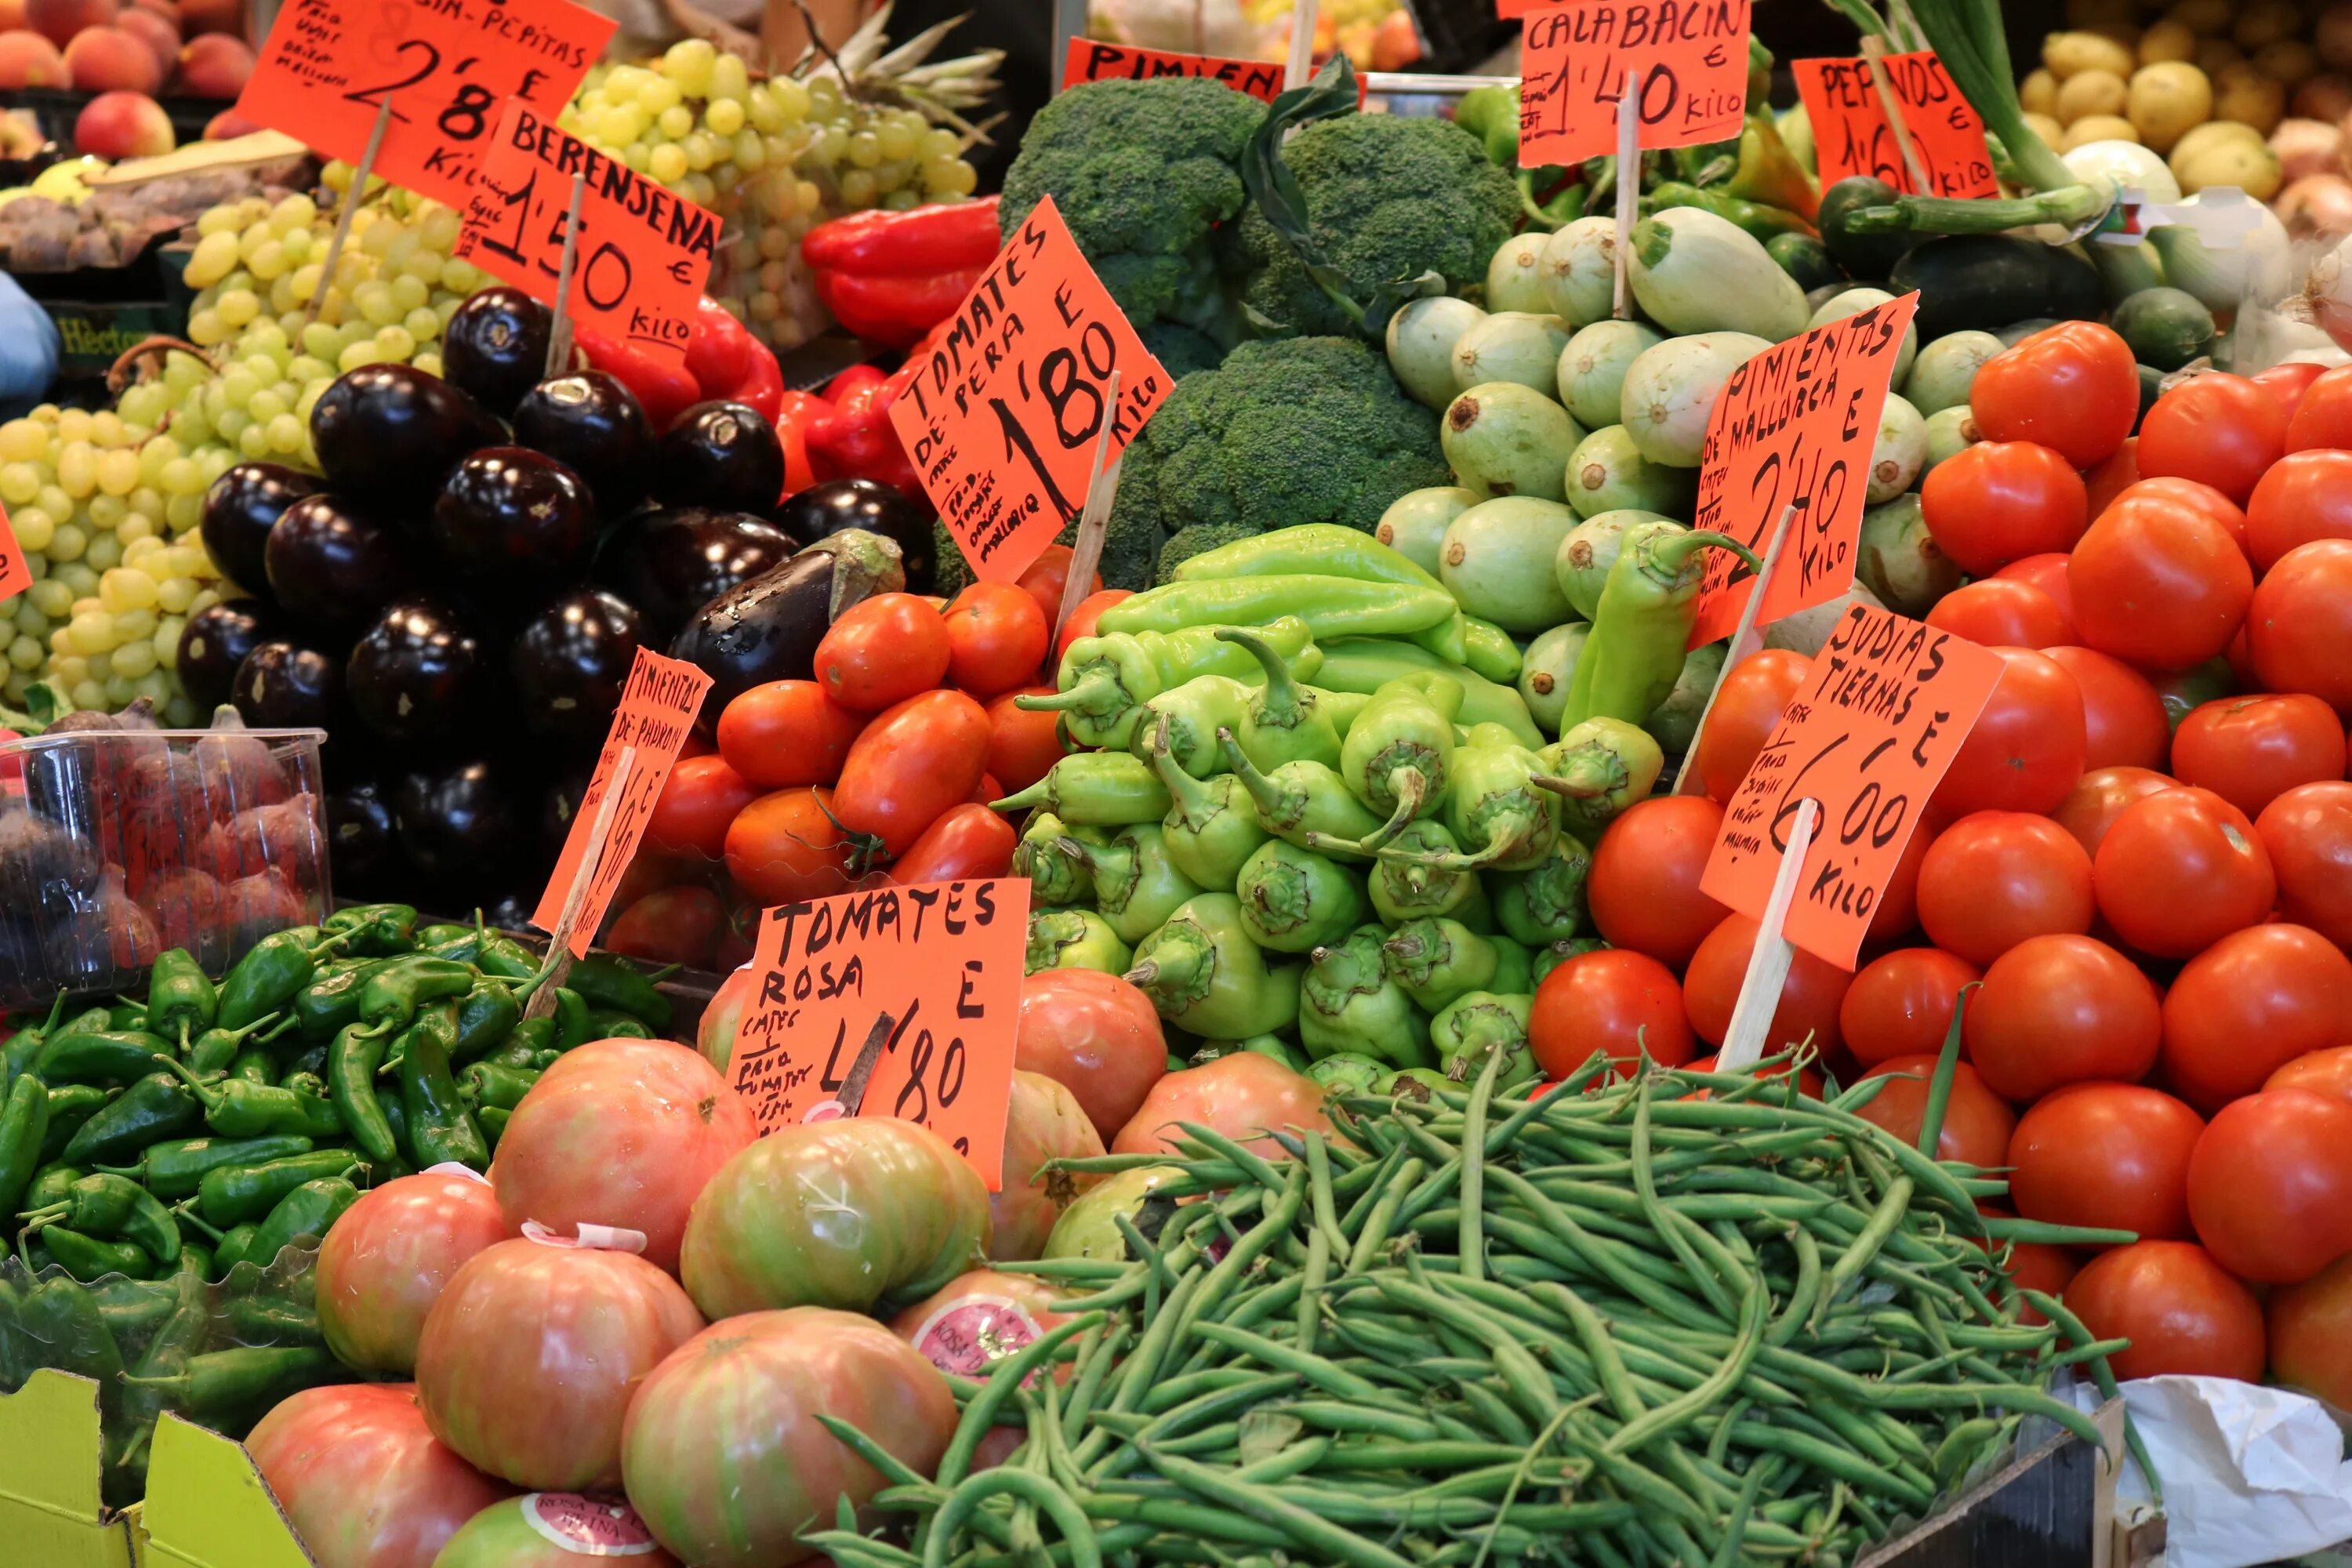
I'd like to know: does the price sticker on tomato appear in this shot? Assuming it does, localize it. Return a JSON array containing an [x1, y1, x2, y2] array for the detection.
[[0, 504, 26, 604], [1689, 290, 1919, 648], [1515, 0, 1752, 166], [453, 100, 718, 363], [1061, 38, 1289, 100], [1701, 604, 2003, 967], [236, 0, 614, 210], [532, 648, 712, 956], [1793, 52, 1996, 199], [888, 194, 1172, 585], [728, 879, 1029, 1186]]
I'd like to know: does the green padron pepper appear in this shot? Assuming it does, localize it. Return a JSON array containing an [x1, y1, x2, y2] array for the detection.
[[1381, 917, 1501, 1014], [1432, 993, 1538, 1090], [0, 1072, 50, 1221], [1123, 893, 1301, 1040], [1537, 717, 1666, 844], [1233, 839, 1365, 955], [1025, 909, 1134, 978], [1301, 926, 1431, 1069], [144, 949, 217, 1049], [1057, 825, 1204, 946], [1148, 721, 1269, 892]]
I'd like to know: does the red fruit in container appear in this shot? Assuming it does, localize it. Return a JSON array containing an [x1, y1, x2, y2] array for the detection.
[[318, 1170, 513, 1377], [220, 868, 308, 946], [246, 1382, 516, 1568]]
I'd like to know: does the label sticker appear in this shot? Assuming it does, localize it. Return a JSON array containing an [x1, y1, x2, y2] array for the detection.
[[521, 1494, 663, 1555], [909, 1294, 1048, 1378]]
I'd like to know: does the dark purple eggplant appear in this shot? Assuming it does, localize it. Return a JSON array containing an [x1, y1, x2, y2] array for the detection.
[[230, 641, 340, 731], [512, 371, 653, 513], [345, 599, 485, 747], [201, 463, 316, 600], [509, 587, 644, 746], [441, 288, 554, 418], [324, 778, 398, 891], [430, 447, 593, 578], [176, 599, 278, 713], [775, 477, 936, 593], [308, 364, 504, 511], [653, 401, 784, 513], [597, 506, 798, 644], [667, 528, 904, 726], [394, 758, 519, 895], [264, 494, 412, 634]]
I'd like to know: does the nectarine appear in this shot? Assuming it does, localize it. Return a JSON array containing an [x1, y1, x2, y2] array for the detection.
[[114, 4, 172, 74], [74, 88, 172, 158], [0, 29, 70, 85], [24, 0, 113, 48], [174, 27, 244, 95], [64, 24, 160, 92]]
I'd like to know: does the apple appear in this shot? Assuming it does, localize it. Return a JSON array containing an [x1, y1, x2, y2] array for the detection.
[[173, 27, 244, 95], [0, 30, 69, 85], [64, 24, 159, 91], [114, 5, 172, 75], [24, 0, 113, 48], [74, 89, 172, 158]]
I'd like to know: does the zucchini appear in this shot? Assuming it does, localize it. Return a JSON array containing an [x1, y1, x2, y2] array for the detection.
[[1619, 331, 1772, 468], [1766, 231, 1842, 293], [1817, 176, 1915, 281], [1565, 424, 1697, 520], [1627, 207, 1809, 341], [1556, 319, 1664, 430], [1890, 237, 2105, 342], [1868, 395, 1927, 504], [2110, 286, 2216, 372], [1904, 331, 2004, 416], [1809, 286, 1918, 387]]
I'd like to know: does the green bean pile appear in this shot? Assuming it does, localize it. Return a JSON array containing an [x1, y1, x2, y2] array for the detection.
[[808, 1054, 2135, 1568]]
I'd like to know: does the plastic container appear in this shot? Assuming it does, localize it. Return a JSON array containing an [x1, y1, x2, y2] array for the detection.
[[0, 727, 331, 1008]]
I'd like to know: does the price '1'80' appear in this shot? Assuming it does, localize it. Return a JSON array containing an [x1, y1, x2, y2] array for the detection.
[[989, 321, 1116, 524]]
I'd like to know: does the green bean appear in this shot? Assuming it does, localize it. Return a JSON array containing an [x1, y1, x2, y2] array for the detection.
[[934, 1314, 1102, 1491], [923, 1472, 1101, 1568]]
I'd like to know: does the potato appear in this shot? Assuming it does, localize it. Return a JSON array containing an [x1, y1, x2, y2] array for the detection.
[[2194, 37, 2244, 76], [2233, 0, 2300, 50], [2168, 0, 2231, 35], [2128, 61, 2215, 151], [2257, 39, 2321, 87], [2139, 18, 2198, 63], [2024, 111, 2067, 150], [2057, 67, 2131, 123], [2215, 61, 2288, 132], [2062, 114, 2144, 151], [2176, 131, 2285, 196], [2021, 67, 2060, 114], [2045, 30, 2138, 78], [2168, 116, 2265, 178]]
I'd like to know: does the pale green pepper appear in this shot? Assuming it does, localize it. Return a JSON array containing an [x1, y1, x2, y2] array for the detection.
[[1492, 833, 1595, 947], [1537, 717, 1666, 844], [1013, 812, 1097, 909], [1218, 626, 1343, 773], [1058, 826, 1206, 945], [994, 754, 1173, 826], [1381, 917, 1502, 1014], [1490, 935, 1535, 996], [1123, 894, 1301, 1039], [1232, 839, 1366, 954], [1366, 820, 1486, 928], [1530, 938, 1609, 988], [1314, 637, 1544, 747], [1025, 909, 1133, 977], [1432, 993, 1539, 1089], [1148, 719, 1269, 891], [1026, 616, 1321, 750], [1130, 674, 1254, 779], [1192, 1035, 1312, 1073], [1301, 926, 1432, 1069], [1220, 730, 1385, 858], [1340, 674, 1461, 829], [1306, 1054, 1386, 1097], [1381, 723, 1558, 873]]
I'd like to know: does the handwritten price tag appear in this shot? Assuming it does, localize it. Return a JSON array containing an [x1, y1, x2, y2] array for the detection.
[[888, 194, 1172, 585], [0, 505, 27, 604], [1702, 607, 2002, 967], [1689, 290, 1919, 648], [1517, 0, 1751, 166], [1062, 38, 1287, 100], [236, 0, 613, 210], [455, 100, 717, 363], [726, 880, 1029, 1186], [1793, 52, 1997, 199], [531, 649, 711, 956]]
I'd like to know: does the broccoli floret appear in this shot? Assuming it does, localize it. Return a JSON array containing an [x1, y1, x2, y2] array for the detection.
[[1000, 78, 1266, 351], [1095, 336, 1446, 586], [1228, 114, 1519, 339], [1156, 523, 1263, 585]]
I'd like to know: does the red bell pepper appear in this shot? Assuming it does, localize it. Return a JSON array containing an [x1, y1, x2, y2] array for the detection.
[[684, 297, 785, 426], [801, 197, 1002, 348], [573, 321, 702, 431], [774, 386, 825, 500], [804, 364, 920, 495]]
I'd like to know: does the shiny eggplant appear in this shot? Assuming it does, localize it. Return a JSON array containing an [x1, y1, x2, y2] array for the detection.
[[441, 288, 554, 418], [667, 528, 904, 726], [345, 599, 485, 747], [775, 477, 935, 593], [201, 463, 316, 599], [394, 758, 520, 895], [264, 494, 412, 634], [308, 364, 504, 510], [511, 371, 653, 513], [176, 598, 279, 713], [230, 641, 340, 731], [597, 506, 797, 643], [509, 587, 645, 745], [653, 401, 784, 513], [430, 447, 593, 578]]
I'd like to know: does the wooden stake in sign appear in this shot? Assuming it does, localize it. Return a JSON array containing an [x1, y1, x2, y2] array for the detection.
[[1285, 0, 1319, 91], [544, 170, 589, 379], [1673, 502, 1797, 796], [303, 94, 392, 332], [1858, 36, 1934, 197], [1716, 797, 1817, 1073], [524, 746, 634, 1020], [1051, 367, 1123, 654], [1611, 70, 1640, 321]]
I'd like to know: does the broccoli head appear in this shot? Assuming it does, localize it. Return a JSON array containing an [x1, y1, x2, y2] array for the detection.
[[1228, 114, 1519, 339], [1000, 78, 1266, 350], [1156, 522, 1263, 585]]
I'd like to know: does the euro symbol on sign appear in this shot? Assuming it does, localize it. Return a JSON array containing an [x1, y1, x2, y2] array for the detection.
[[1704, 44, 1724, 65], [668, 260, 694, 284]]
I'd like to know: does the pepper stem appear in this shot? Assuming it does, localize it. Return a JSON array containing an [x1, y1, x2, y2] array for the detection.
[[153, 1054, 226, 1111], [991, 777, 1052, 813], [1216, 626, 1309, 729], [1303, 769, 1425, 857], [1218, 727, 1289, 819], [1374, 811, 1528, 873], [1014, 672, 1123, 716], [1148, 716, 1217, 830], [170, 1200, 225, 1243], [1642, 528, 1766, 586]]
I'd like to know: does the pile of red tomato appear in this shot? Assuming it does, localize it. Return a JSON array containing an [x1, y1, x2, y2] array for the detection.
[[1523, 323, 2352, 1407], [597, 546, 1125, 971]]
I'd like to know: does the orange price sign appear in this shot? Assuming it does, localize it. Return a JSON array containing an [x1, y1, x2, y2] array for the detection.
[[887, 194, 1174, 584], [1688, 290, 1919, 648], [0, 505, 27, 604], [1516, 0, 1752, 166], [454, 100, 717, 363], [235, 0, 614, 210], [725, 880, 1030, 1187], [1701, 605, 2002, 968], [1793, 52, 1997, 200], [531, 648, 712, 956], [1062, 38, 1288, 100]]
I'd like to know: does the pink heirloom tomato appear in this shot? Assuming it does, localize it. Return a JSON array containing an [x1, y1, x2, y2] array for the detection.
[[431, 1493, 682, 1567], [987, 1069, 1105, 1261], [316, 1171, 512, 1375], [245, 1383, 514, 1568]]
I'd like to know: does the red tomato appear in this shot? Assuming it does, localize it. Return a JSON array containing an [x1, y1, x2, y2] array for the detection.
[[1924, 578, 2071, 648], [1915, 811, 2095, 967], [1865, 810, 1939, 949], [2285, 363, 2352, 450], [1015, 968, 1168, 1142], [1679, 912, 1852, 1054], [2062, 1241, 2266, 1381], [1998, 1232, 2082, 1325], [2268, 1045, 2352, 1102], [2041, 648, 2170, 772], [1587, 796, 1730, 968], [606, 885, 725, 971], [2187, 1090, 2352, 1282], [2082, 439, 2139, 517], [2068, 498, 2253, 671], [1693, 648, 1809, 804], [1530, 949, 1695, 1077], [1014, 543, 1103, 630], [887, 802, 1018, 884], [2269, 1252, 2352, 1410], [2172, 693, 2346, 818], [2049, 767, 2176, 858], [1929, 648, 2086, 818], [2227, 624, 2261, 691], [968, 772, 1002, 805], [317, 1172, 512, 1378], [246, 1385, 516, 1568], [2007, 1082, 2205, 1240], [2257, 782, 2352, 946], [812, 593, 952, 713], [2161, 924, 2352, 1112], [1853, 1055, 2016, 1167], [1055, 588, 1132, 662], [2137, 371, 2291, 501], [724, 786, 858, 904], [1682, 1054, 1825, 1097], [942, 581, 1051, 698], [2252, 359, 2327, 419], [1918, 441, 2090, 576], [715, 680, 866, 789], [1991, 553, 2078, 631], [833, 688, 993, 856], [2249, 539, 2352, 714], [1968, 321, 2138, 467], [2246, 448, 2352, 573], [2101, 476, 2249, 550], [1838, 947, 1981, 1067], [2094, 787, 2275, 959], [985, 686, 1065, 795], [1966, 934, 2161, 1101], [645, 755, 759, 860]]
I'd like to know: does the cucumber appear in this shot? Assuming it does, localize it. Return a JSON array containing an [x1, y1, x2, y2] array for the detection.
[[1627, 207, 1809, 341], [1565, 424, 1697, 520], [1890, 236, 2104, 342], [1556, 319, 1664, 430], [1766, 231, 1842, 293], [1809, 286, 1918, 387], [2111, 287, 2216, 372], [1904, 331, 2004, 416], [1817, 176, 1915, 280], [1619, 331, 1772, 468]]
